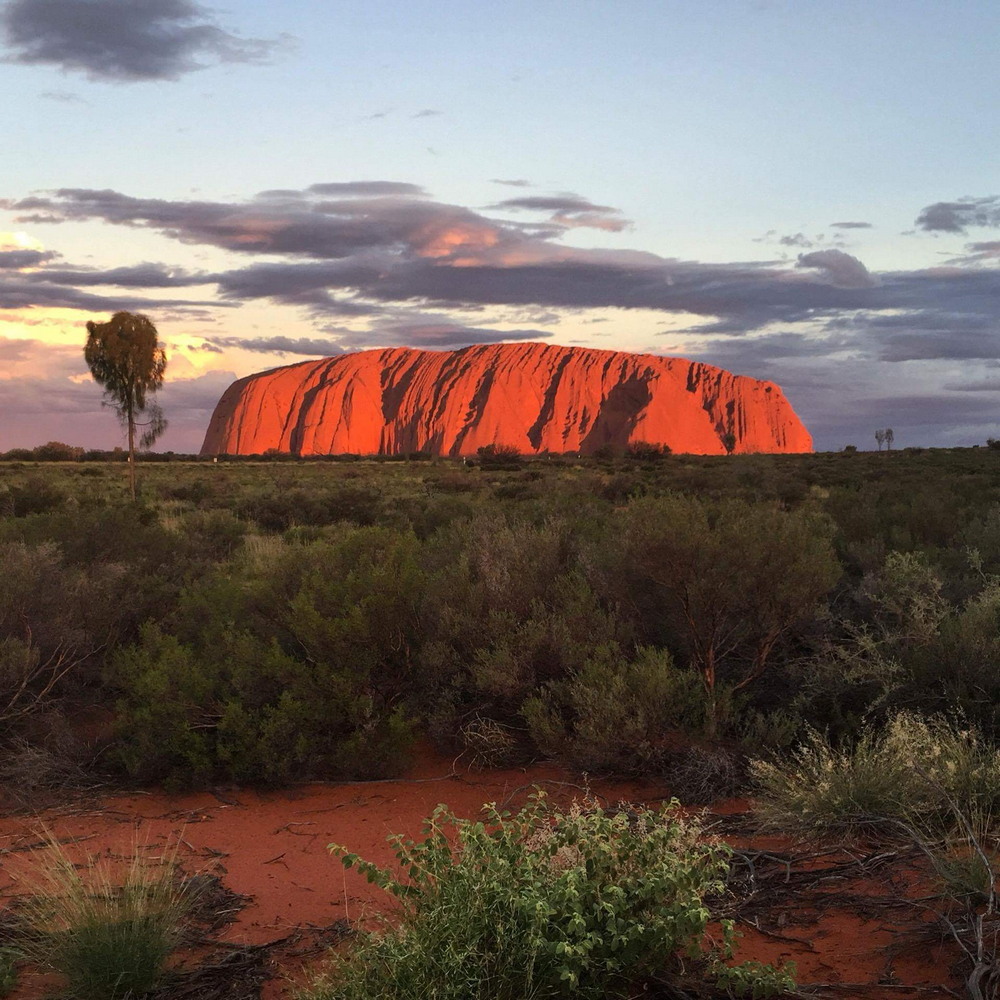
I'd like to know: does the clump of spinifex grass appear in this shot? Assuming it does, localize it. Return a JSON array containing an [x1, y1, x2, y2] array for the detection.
[[13, 832, 193, 1000], [751, 712, 1000, 839]]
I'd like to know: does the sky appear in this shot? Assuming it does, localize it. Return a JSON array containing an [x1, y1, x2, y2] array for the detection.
[[2, 0, 999, 454]]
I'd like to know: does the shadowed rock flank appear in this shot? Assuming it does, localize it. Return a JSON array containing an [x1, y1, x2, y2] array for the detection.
[[200, 343, 813, 456]]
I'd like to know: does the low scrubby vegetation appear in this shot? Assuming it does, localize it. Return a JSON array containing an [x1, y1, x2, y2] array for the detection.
[[8, 445, 1000, 995], [4, 446, 1000, 787]]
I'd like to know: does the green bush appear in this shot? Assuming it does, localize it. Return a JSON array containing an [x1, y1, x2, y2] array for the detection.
[[110, 527, 424, 786], [418, 514, 632, 741], [0, 946, 18, 997], [306, 793, 794, 1000], [522, 645, 706, 772], [112, 622, 414, 787], [615, 493, 839, 736]]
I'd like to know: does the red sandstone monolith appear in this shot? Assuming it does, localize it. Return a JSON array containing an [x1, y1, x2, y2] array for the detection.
[[200, 343, 812, 456]]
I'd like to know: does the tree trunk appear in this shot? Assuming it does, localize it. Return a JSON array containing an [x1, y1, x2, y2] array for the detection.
[[702, 652, 718, 740], [127, 401, 136, 502]]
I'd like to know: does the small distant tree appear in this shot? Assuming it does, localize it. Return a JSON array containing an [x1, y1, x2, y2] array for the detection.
[[885, 427, 894, 450], [875, 428, 886, 452], [84, 312, 167, 500], [32, 441, 83, 462], [721, 431, 737, 455]]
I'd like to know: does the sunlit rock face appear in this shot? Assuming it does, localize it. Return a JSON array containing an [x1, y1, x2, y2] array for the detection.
[[200, 343, 813, 456]]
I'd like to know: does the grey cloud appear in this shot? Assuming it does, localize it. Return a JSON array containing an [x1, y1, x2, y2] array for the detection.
[[1, 0, 285, 82], [341, 322, 551, 350], [493, 195, 616, 213], [846, 392, 995, 427], [25, 262, 208, 287], [492, 194, 630, 232], [878, 330, 1000, 362], [0, 336, 35, 360], [691, 331, 855, 370], [0, 276, 213, 312], [779, 233, 814, 248], [830, 221, 873, 229], [942, 378, 1000, 392], [916, 197, 1000, 234], [39, 89, 85, 102], [950, 240, 1000, 264], [413, 109, 441, 118], [8, 182, 1000, 358], [491, 179, 531, 187], [0, 248, 58, 268], [11, 187, 510, 260], [206, 335, 346, 356], [307, 181, 426, 198], [796, 249, 875, 289]]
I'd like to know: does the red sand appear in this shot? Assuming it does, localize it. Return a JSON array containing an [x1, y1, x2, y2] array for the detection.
[[0, 755, 961, 999]]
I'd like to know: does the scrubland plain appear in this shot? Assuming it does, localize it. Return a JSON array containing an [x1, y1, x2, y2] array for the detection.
[[2, 446, 1000, 998]]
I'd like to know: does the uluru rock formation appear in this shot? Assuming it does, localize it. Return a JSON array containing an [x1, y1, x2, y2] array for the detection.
[[200, 343, 812, 457]]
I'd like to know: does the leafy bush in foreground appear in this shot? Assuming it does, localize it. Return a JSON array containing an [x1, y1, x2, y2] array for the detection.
[[305, 793, 795, 1000]]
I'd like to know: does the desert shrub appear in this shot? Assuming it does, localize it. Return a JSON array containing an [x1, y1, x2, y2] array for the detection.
[[7, 476, 65, 517], [419, 516, 632, 742], [626, 441, 671, 462], [666, 745, 747, 805], [0, 542, 113, 728], [406, 494, 478, 539], [0, 503, 191, 600], [14, 835, 192, 1000], [237, 485, 382, 531], [910, 581, 1000, 734], [752, 712, 1000, 837], [477, 443, 523, 469], [0, 947, 17, 997], [522, 646, 706, 772], [493, 480, 538, 501], [598, 472, 643, 504], [306, 793, 794, 1000], [0, 733, 92, 806], [253, 527, 425, 702], [112, 619, 414, 787], [111, 527, 424, 786], [860, 551, 949, 645], [178, 508, 247, 560], [614, 493, 839, 736], [457, 716, 523, 768]]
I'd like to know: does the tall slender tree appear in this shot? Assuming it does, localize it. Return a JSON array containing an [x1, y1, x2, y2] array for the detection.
[[84, 311, 167, 500]]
